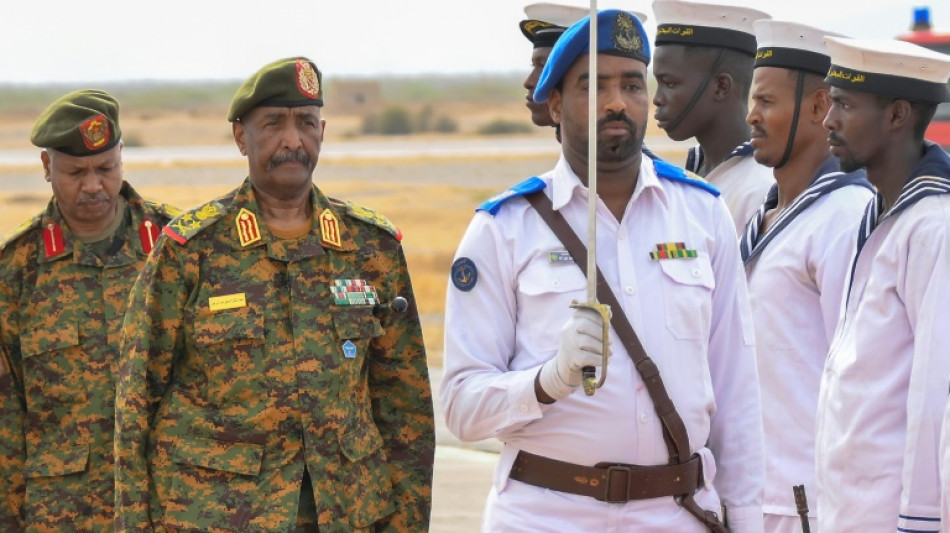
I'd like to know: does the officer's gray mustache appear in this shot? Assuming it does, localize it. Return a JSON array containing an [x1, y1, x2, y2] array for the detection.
[[268, 150, 310, 169]]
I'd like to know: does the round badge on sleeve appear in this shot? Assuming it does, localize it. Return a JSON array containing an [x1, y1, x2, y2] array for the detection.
[[451, 257, 478, 292]]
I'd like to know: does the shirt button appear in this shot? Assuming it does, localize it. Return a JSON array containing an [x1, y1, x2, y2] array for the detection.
[[639, 413, 648, 423], [553, 280, 560, 288], [520, 405, 529, 413], [691, 268, 701, 277], [618, 233, 626, 240], [625, 287, 635, 295]]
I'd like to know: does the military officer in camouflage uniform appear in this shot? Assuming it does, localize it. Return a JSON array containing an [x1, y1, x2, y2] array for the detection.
[[0, 89, 179, 532], [114, 57, 435, 533]]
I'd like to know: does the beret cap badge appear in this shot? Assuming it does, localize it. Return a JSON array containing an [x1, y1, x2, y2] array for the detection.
[[296, 60, 321, 99], [80, 114, 110, 151], [613, 11, 642, 54]]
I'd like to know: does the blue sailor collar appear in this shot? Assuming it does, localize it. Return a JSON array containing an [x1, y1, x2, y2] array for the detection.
[[740, 157, 871, 264], [685, 142, 755, 174], [856, 141, 950, 256]]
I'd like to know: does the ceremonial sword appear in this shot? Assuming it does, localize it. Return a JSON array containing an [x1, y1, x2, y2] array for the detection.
[[572, 0, 612, 396]]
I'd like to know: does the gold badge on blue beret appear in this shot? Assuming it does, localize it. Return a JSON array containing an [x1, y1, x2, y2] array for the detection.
[[534, 9, 652, 104], [30, 89, 121, 156]]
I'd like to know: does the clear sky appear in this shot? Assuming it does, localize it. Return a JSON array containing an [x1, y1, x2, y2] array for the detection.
[[2, 0, 948, 84]]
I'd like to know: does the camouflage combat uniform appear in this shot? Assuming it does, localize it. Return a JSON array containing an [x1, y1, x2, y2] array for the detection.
[[114, 178, 435, 533], [0, 182, 178, 532]]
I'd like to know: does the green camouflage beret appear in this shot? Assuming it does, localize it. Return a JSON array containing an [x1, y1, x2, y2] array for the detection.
[[228, 57, 324, 122], [30, 89, 121, 156]]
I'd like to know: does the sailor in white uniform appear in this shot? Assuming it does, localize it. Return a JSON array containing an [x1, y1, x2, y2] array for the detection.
[[741, 21, 873, 533], [815, 36, 950, 533], [442, 9, 764, 533], [651, 0, 774, 233]]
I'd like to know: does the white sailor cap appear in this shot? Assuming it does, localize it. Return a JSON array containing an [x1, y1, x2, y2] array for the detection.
[[825, 36, 950, 103], [753, 20, 842, 76], [652, 0, 770, 56], [524, 2, 647, 27]]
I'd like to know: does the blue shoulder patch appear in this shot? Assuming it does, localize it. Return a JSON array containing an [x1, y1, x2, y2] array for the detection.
[[653, 159, 721, 197], [476, 177, 547, 215]]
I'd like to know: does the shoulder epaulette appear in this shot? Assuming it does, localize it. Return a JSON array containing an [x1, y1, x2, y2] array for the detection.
[[477, 177, 547, 216], [0, 214, 42, 255], [653, 159, 720, 197], [145, 200, 183, 223], [343, 201, 402, 241], [162, 200, 227, 245]]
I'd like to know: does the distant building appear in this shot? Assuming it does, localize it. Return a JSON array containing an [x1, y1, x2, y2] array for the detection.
[[325, 80, 382, 115]]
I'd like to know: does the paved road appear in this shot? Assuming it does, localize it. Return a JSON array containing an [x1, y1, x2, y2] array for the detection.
[[429, 365, 500, 532], [0, 136, 691, 168]]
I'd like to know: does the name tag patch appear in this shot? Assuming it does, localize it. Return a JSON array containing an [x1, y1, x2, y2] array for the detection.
[[548, 250, 574, 264], [209, 293, 247, 311]]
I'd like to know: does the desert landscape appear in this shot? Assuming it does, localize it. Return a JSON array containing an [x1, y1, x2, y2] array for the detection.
[[0, 78, 686, 364]]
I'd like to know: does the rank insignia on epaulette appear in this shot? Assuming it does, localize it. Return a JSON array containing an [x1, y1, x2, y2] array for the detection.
[[548, 250, 574, 264], [332, 279, 378, 306], [139, 219, 160, 253], [236, 208, 262, 247], [649, 242, 697, 260], [320, 209, 342, 248], [43, 222, 65, 259]]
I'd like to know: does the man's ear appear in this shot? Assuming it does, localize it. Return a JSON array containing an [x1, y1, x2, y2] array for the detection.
[[886, 99, 913, 133], [712, 73, 734, 101], [233, 121, 247, 156], [810, 88, 832, 124], [40, 150, 52, 182], [548, 89, 563, 125]]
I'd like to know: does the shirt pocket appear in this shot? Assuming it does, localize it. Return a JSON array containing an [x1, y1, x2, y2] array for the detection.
[[331, 308, 384, 368], [164, 435, 265, 531], [191, 306, 266, 406], [517, 260, 587, 357], [338, 420, 395, 528], [658, 256, 715, 341], [24, 443, 90, 478], [19, 320, 88, 405]]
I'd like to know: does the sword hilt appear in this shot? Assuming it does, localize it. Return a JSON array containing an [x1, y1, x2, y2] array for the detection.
[[570, 300, 611, 396]]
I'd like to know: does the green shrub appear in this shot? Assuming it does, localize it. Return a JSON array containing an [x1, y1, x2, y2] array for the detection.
[[477, 119, 532, 135]]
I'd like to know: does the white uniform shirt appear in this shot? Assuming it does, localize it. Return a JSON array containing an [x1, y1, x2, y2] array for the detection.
[[687, 144, 775, 235], [441, 155, 764, 533], [742, 164, 872, 521], [943, 394, 950, 532], [817, 148, 950, 533]]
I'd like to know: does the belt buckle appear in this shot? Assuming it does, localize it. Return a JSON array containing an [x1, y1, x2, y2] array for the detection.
[[604, 464, 632, 503]]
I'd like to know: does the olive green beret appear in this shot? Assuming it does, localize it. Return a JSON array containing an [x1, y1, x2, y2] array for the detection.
[[30, 89, 121, 156], [228, 57, 324, 122]]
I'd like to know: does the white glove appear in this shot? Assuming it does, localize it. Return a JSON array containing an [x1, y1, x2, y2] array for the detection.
[[538, 307, 610, 401]]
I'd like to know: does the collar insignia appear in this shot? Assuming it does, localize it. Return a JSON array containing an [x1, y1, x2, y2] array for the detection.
[[236, 207, 262, 247], [320, 208, 342, 247]]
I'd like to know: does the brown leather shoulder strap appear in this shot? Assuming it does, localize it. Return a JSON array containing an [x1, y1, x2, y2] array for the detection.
[[524, 190, 690, 462], [523, 190, 727, 532]]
